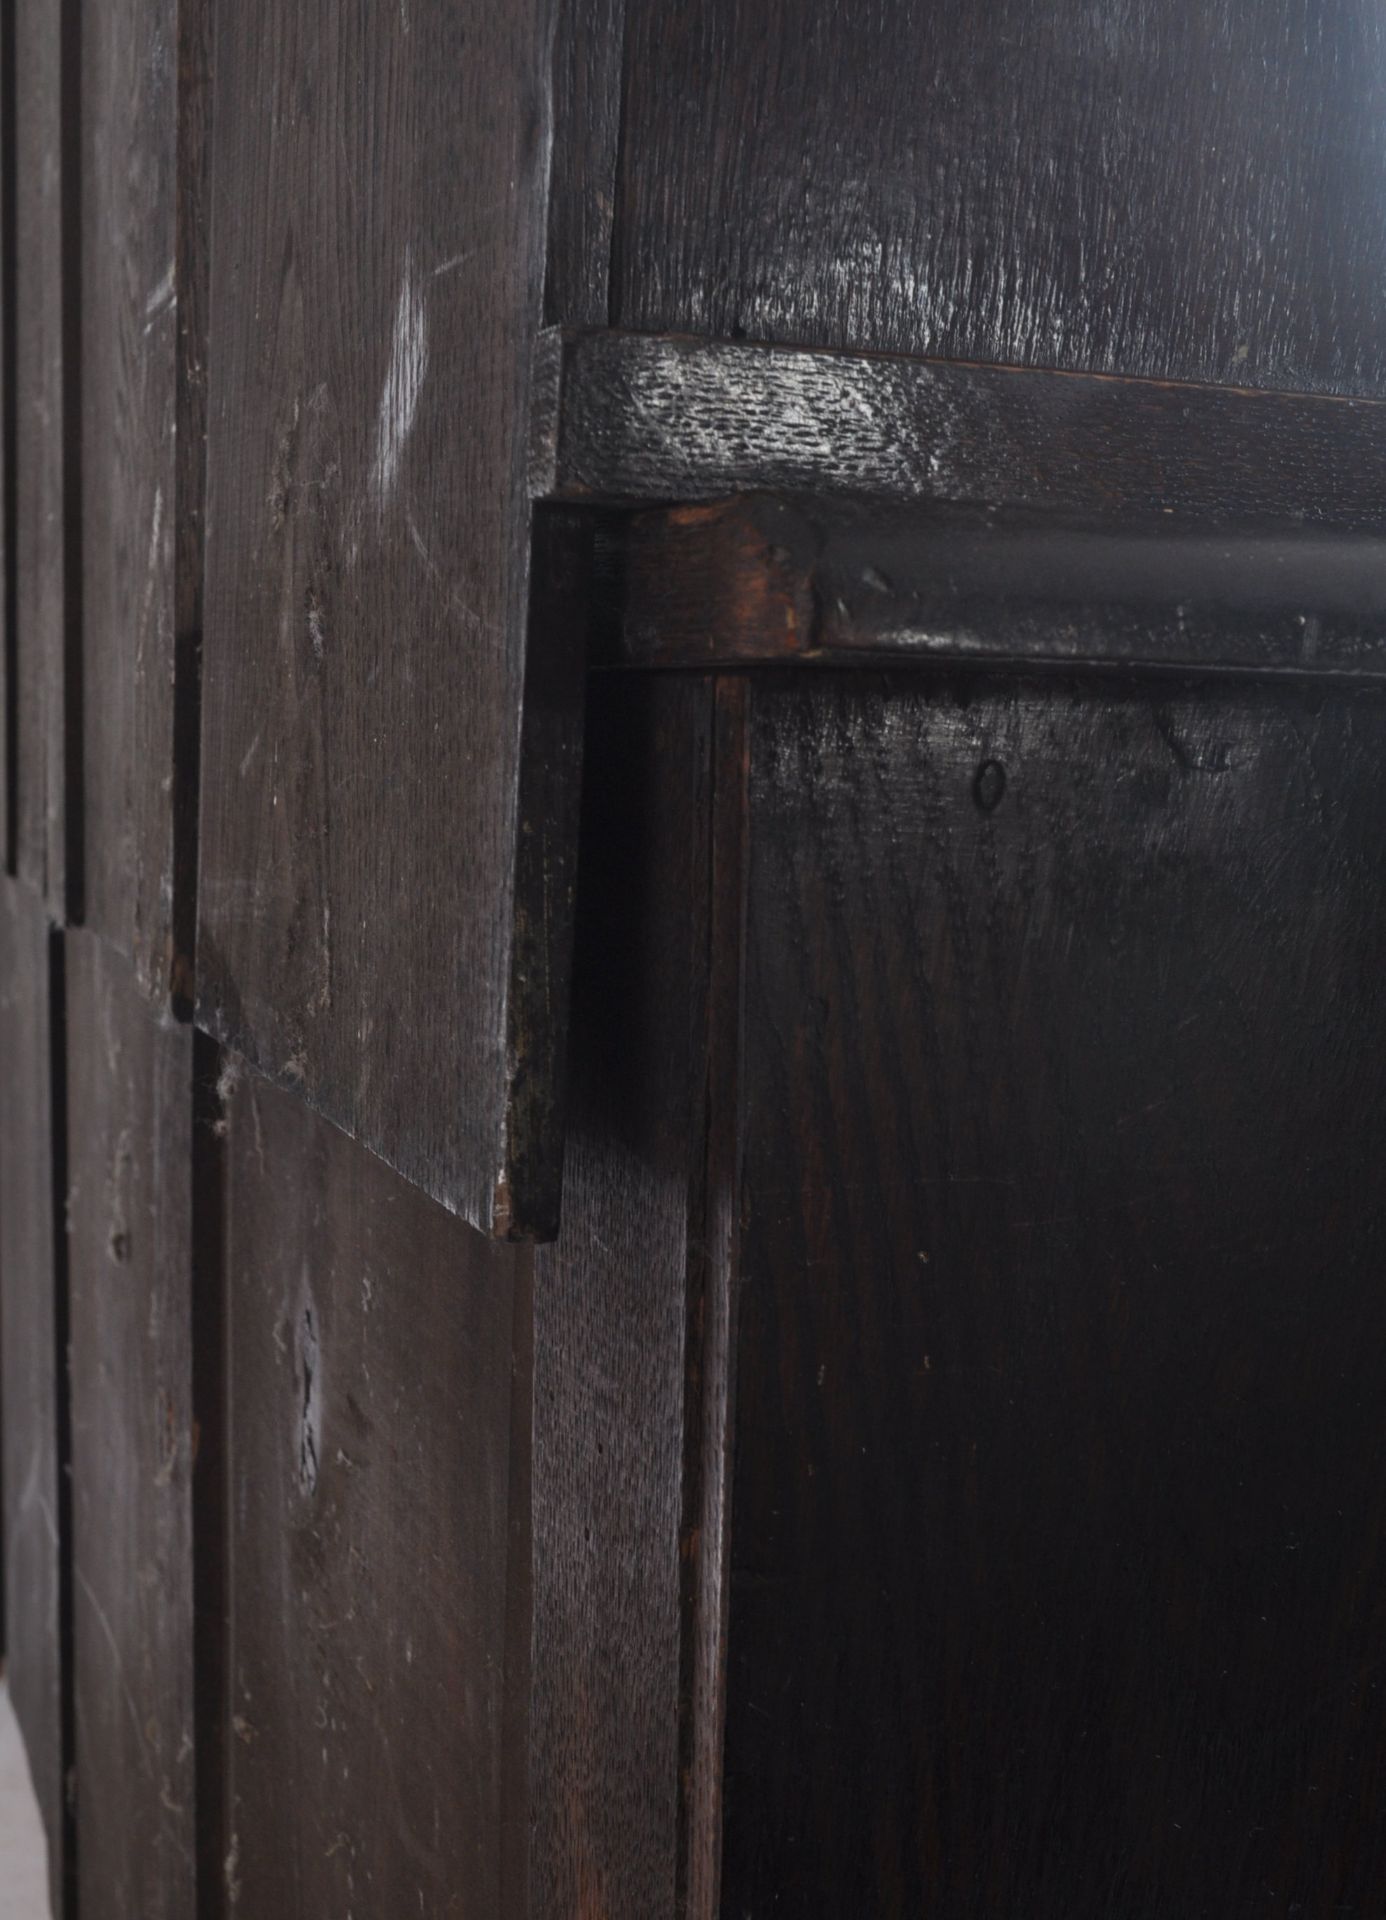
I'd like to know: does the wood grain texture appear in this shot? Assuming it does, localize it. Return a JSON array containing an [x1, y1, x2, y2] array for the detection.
[[612, 496, 1386, 680], [197, 0, 571, 1234], [220, 1063, 525, 1917], [615, 0, 1386, 397], [0, 877, 71, 1914], [530, 675, 715, 1920], [722, 670, 1386, 1916], [544, 0, 625, 326], [13, 0, 72, 907], [532, 328, 1386, 525], [81, 0, 209, 998], [1, 0, 11, 875], [66, 928, 194, 1919]]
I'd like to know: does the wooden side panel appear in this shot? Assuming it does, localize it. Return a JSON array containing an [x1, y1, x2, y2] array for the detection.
[[722, 672, 1386, 1917], [66, 928, 194, 1919], [13, 0, 70, 903], [616, 0, 1386, 395], [0, 877, 68, 1911], [220, 1066, 524, 1915], [198, 0, 562, 1232], [81, 0, 208, 996], [531, 675, 717, 1920]]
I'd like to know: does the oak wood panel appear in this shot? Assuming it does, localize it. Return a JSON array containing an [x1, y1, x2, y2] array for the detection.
[[0, 878, 71, 1913], [13, 0, 73, 907], [722, 671, 1386, 1916], [616, 0, 1386, 396], [198, 0, 570, 1234], [612, 496, 1386, 680], [66, 928, 194, 1919], [81, 0, 209, 1000], [532, 329, 1386, 527], [220, 1064, 525, 1916], [531, 674, 718, 1920]]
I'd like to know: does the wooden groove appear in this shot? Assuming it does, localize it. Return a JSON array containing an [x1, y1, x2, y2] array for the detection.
[[601, 495, 1386, 681]]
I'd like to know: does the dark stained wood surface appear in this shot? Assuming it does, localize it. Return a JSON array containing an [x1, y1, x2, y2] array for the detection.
[[721, 669, 1386, 1916], [13, 0, 73, 908], [197, 0, 572, 1235], [544, 0, 626, 327], [0, 877, 71, 1913], [612, 496, 1386, 680], [66, 928, 194, 1919], [81, 0, 209, 1000], [531, 674, 717, 1920], [219, 1063, 525, 1916], [615, 0, 1386, 397], [532, 328, 1386, 524]]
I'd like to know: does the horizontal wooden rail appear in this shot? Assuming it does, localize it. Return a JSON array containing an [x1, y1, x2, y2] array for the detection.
[[531, 328, 1386, 531], [597, 497, 1386, 680]]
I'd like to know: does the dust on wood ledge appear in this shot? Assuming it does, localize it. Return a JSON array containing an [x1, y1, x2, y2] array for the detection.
[[530, 328, 1386, 530]]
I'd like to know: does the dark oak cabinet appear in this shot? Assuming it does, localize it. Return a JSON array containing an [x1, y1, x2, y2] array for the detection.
[[3, 3, 1386, 1916]]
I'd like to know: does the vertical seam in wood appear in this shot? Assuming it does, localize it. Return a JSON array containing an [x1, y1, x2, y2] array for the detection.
[[46, 922, 78, 1917], [677, 673, 749, 1920], [499, 1244, 535, 1920], [190, 1030, 229, 1920], [170, 0, 214, 1014], [601, 0, 631, 329]]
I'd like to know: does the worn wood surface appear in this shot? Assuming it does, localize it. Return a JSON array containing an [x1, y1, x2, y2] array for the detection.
[[721, 670, 1386, 1916], [13, 0, 74, 908], [533, 329, 1386, 524], [81, 0, 209, 1001], [219, 1063, 525, 1916], [616, 0, 1386, 397], [612, 496, 1386, 679], [66, 929, 194, 1919], [544, 0, 625, 326], [531, 674, 717, 1920], [198, 0, 572, 1235], [1, 0, 11, 874], [0, 878, 71, 1914]]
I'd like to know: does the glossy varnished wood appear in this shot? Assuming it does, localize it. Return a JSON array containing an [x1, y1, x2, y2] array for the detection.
[[198, 0, 570, 1233], [721, 670, 1386, 1916], [219, 1065, 526, 1916], [66, 929, 194, 1918], [0, 878, 70, 1912], [615, 0, 1386, 397], [81, 0, 209, 999], [533, 329, 1386, 525]]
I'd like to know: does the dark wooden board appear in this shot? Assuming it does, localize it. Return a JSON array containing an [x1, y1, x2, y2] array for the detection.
[[532, 329, 1386, 527], [197, 0, 578, 1236], [66, 928, 194, 1919], [13, 0, 74, 908], [81, 0, 209, 1000], [0, 877, 71, 1912], [219, 1063, 526, 1915], [531, 673, 721, 1920], [721, 670, 1386, 1916], [612, 496, 1386, 680], [1, 0, 11, 873], [544, 0, 626, 326], [615, 0, 1386, 397]]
